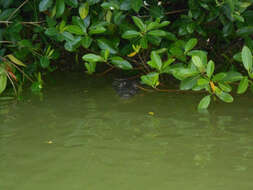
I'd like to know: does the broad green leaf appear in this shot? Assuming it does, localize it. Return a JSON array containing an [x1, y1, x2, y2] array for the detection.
[[222, 71, 243, 82], [180, 75, 199, 90], [237, 26, 253, 36], [132, 16, 145, 32], [82, 54, 104, 63], [131, 0, 143, 13], [110, 56, 133, 70], [233, 52, 242, 62], [172, 67, 199, 80], [197, 78, 209, 86], [39, 0, 53, 12], [242, 46, 252, 72], [187, 50, 208, 65], [64, 25, 85, 35], [56, 0, 65, 18], [140, 36, 148, 49], [212, 72, 227, 82], [81, 35, 92, 48], [237, 76, 249, 94], [122, 30, 140, 39], [65, 0, 78, 8], [101, 2, 119, 10], [79, 3, 89, 19], [64, 36, 82, 51], [45, 27, 58, 36], [141, 72, 159, 88], [206, 60, 215, 78], [89, 26, 106, 35], [148, 30, 167, 37], [218, 82, 232, 92], [215, 89, 234, 103], [150, 51, 162, 71], [97, 38, 117, 54], [198, 95, 211, 110], [192, 55, 205, 72], [184, 38, 198, 53], [0, 73, 7, 94], [6, 54, 26, 67], [85, 62, 96, 74]]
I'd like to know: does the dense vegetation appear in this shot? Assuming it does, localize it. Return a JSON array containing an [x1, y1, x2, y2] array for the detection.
[[0, 0, 253, 109]]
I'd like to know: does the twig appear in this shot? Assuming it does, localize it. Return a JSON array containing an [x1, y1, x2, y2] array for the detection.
[[138, 53, 150, 73], [0, 21, 44, 26], [7, 0, 30, 21], [96, 67, 114, 76], [5, 71, 17, 96], [166, 9, 187, 15], [0, 41, 15, 44]]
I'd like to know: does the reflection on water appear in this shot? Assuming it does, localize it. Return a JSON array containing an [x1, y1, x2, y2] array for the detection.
[[0, 72, 253, 190]]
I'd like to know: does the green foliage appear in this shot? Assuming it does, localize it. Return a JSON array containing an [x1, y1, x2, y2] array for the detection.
[[0, 0, 253, 109]]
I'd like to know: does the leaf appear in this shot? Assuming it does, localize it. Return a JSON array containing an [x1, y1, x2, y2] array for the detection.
[[187, 50, 208, 65], [131, 0, 143, 13], [132, 16, 145, 32], [97, 38, 118, 54], [218, 82, 232, 92], [184, 38, 198, 53], [56, 0, 65, 18], [79, 2, 89, 19], [222, 71, 243, 82], [215, 89, 234, 103], [150, 51, 162, 71], [40, 56, 50, 68], [6, 54, 26, 67], [148, 30, 167, 37], [242, 46, 252, 72], [39, 0, 53, 12], [110, 56, 133, 70], [64, 25, 85, 35], [171, 67, 199, 80], [82, 54, 104, 63], [237, 26, 253, 36], [180, 75, 199, 90], [122, 30, 140, 39], [212, 72, 227, 82], [192, 55, 205, 72], [198, 95, 211, 110], [89, 26, 106, 35], [237, 76, 249, 94], [0, 73, 7, 94], [65, 0, 78, 8], [141, 72, 159, 88], [85, 62, 96, 74], [197, 78, 209, 86], [206, 60, 215, 78]]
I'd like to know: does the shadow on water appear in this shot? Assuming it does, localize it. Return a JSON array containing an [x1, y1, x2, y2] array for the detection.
[[1, 72, 253, 190]]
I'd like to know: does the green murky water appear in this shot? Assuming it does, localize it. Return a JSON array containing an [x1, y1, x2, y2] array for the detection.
[[1, 72, 253, 190]]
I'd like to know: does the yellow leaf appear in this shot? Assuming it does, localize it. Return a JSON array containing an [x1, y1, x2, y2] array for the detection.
[[210, 81, 216, 93], [128, 51, 137, 57], [6, 54, 26, 67], [47, 140, 53, 144], [148, 112, 154, 115], [79, 3, 89, 19]]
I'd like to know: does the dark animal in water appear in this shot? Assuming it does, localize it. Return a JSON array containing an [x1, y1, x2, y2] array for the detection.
[[112, 78, 139, 98]]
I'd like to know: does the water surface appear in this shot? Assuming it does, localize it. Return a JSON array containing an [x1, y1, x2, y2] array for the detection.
[[1, 72, 253, 190]]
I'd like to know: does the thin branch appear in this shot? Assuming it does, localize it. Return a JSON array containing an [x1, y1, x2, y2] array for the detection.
[[166, 9, 188, 15], [0, 20, 44, 25], [0, 41, 15, 44], [5, 71, 17, 96], [7, 0, 30, 21]]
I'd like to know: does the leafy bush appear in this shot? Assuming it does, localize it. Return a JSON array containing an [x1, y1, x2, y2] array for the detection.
[[0, 0, 253, 109]]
